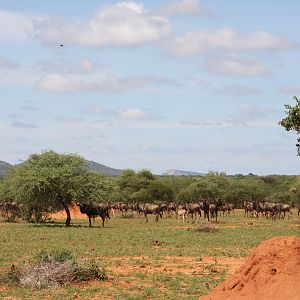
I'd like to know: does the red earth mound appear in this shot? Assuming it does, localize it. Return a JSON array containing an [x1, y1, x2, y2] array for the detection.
[[200, 236, 300, 300], [50, 203, 85, 220]]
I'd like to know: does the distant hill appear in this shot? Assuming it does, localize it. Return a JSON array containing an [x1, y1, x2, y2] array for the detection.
[[162, 169, 206, 176], [0, 161, 12, 176], [0, 159, 123, 177], [85, 160, 123, 176]]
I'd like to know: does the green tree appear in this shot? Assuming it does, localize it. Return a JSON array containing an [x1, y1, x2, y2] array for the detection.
[[134, 180, 174, 203], [279, 96, 300, 155], [8, 150, 108, 226], [117, 169, 155, 202]]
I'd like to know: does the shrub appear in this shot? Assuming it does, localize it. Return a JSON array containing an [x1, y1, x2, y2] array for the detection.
[[0, 250, 107, 289]]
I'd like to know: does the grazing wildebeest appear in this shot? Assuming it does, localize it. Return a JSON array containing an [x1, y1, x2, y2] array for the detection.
[[186, 203, 202, 223], [276, 203, 292, 219], [209, 198, 223, 222], [159, 203, 168, 217], [176, 208, 187, 222], [244, 201, 257, 218], [167, 202, 178, 218], [142, 203, 162, 222], [77, 203, 110, 227], [134, 202, 145, 215], [202, 199, 210, 221]]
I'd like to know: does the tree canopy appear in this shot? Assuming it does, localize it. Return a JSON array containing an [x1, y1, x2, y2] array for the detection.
[[279, 96, 300, 155], [8, 150, 111, 226]]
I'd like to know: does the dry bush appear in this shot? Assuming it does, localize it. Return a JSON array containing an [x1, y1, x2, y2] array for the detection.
[[0, 250, 107, 289], [195, 225, 220, 233]]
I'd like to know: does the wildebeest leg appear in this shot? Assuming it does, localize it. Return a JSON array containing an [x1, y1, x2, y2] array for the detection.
[[144, 212, 148, 222], [88, 215, 92, 227], [215, 209, 218, 222], [155, 213, 159, 222], [101, 216, 105, 227]]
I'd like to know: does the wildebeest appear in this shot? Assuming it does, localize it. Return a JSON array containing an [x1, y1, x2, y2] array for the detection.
[[209, 198, 223, 222], [176, 208, 187, 222], [186, 203, 202, 223], [142, 203, 162, 222], [77, 203, 110, 227], [201, 199, 210, 221]]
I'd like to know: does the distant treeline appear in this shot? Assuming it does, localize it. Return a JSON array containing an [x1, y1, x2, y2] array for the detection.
[[0, 151, 300, 226]]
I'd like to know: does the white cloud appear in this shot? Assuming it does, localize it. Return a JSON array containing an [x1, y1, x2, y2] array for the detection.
[[0, 56, 19, 69], [165, 28, 296, 56], [85, 105, 160, 121], [206, 57, 269, 76], [33, 2, 171, 47], [36, 72, 175, 92], [118, 108, 159, 121], [0, 10, 36, 42], [158, 0, 207, 16]]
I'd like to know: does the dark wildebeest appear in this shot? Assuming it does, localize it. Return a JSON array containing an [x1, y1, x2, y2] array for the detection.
[[186, 203, 202, 223], [209, 198, 223, 222], [143, 203, 162, 222], [276, 203, 292, 219], [77, 203, 110, 227], [202, 199, 210, 221]]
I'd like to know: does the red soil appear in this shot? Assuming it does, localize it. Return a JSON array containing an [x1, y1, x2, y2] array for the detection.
[[200, 236, 300, 300], [50, 204, 85, 220]]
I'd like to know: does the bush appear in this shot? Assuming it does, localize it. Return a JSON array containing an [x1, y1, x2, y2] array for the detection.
[[0, 250, 107, 289]]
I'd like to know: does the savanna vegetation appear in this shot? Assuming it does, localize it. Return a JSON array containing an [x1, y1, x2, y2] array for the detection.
[[0, 150, 300, 225]]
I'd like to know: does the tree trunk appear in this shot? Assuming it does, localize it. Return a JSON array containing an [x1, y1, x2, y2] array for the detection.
[[62, 202, 71, 227]]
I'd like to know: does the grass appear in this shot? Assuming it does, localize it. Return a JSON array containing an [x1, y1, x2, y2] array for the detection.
[[0, 210, 299, 299]]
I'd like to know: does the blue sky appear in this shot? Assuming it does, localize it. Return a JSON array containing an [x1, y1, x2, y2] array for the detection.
[[0, 0, 300, 174]]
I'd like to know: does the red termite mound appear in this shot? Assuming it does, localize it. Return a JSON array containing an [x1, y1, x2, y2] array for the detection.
[[200, 236, 300, 300]]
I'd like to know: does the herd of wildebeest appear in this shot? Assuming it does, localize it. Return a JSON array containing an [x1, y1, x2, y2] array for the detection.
[[1, 199, 299, 227]]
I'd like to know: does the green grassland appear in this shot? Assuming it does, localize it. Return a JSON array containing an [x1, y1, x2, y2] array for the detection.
[[0, 210, 299, 299]]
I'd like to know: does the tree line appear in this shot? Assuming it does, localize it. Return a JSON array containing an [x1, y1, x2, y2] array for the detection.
[[0, 150, 299, 226]]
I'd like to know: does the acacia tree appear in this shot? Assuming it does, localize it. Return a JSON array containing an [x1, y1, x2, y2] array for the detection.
[[279, 96, 300, 155], [8, 150, 107, 226]]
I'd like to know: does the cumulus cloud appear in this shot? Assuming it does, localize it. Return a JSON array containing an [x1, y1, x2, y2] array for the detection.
[[158, 0, 208, 16], [33, 2, 171, 47], [0, 56, 19, 69], [36, 72, 176, 92], [0, 10, 37, 42], [165, 28, 296, 56], [206, 57, 269, 76]]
